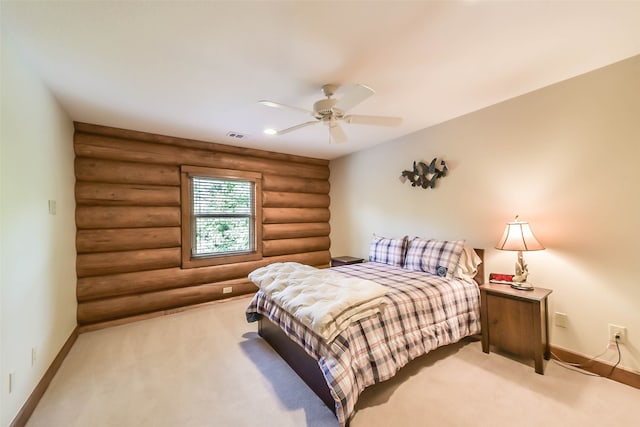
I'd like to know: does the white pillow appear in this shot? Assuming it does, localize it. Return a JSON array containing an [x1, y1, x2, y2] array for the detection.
[[453, 246, 482, 280]]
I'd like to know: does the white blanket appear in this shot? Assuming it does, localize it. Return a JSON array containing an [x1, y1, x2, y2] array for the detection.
[[249, 262, 387, 342]]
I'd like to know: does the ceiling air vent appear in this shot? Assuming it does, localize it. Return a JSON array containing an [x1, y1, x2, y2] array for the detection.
[[226, 131, 245, 139]]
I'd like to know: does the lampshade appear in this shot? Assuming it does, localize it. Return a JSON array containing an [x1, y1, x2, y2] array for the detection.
[[495, 218, 544, 252], [495, 216, 544, 290]]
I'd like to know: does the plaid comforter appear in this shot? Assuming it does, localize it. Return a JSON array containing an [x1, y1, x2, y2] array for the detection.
[[246, 262, 481, 426]]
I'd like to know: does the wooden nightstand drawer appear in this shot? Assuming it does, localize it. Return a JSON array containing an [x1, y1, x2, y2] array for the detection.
[[331, 256, 364, 267]]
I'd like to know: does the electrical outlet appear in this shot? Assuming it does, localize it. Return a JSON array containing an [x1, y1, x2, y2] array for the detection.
[[222, 286, 232, 294], [9, 372, 14, 394], [609, 324, 627, 344], [32, 347, 37, 366], [555, 312, 569, 328]]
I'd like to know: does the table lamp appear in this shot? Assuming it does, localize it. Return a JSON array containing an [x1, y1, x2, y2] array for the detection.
[[495, 215, 544, 290]]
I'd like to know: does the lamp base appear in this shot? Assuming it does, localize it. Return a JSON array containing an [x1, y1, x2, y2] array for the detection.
[[511, 282, 534, 291]]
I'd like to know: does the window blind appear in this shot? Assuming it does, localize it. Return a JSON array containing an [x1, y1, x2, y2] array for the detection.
[[192, 177, 254, 256], [193, 178, 252, 215]]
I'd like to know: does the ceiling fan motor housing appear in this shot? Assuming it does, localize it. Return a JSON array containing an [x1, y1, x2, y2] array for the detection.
[[313, 98, 342, 119]]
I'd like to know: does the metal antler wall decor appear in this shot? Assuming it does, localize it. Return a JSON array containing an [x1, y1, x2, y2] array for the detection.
[[399, 158, 448, 189]]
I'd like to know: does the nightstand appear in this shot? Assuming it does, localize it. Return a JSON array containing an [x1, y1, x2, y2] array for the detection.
[[480, 283, 552, 374], [330, 256, 364, 267]]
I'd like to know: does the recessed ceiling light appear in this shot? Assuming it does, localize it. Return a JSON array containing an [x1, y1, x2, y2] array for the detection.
[[263, 128, 277, 135], [259, 101, 279, 108]]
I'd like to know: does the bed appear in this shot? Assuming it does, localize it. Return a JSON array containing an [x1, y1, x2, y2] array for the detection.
[[246, 237, 484, 426]]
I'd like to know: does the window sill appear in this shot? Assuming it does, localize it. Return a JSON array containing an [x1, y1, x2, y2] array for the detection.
[[182, 251, 262, 269]]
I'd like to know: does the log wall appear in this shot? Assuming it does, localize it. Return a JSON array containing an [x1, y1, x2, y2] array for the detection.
[[74, 122, 331, 327]]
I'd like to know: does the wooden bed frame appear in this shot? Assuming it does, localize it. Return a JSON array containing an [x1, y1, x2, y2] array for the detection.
[[257, 249, 484, 413]]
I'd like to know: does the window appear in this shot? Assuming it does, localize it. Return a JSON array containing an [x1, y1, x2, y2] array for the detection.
[[181, 166, 262, 268], [192, 177, 253, 256]]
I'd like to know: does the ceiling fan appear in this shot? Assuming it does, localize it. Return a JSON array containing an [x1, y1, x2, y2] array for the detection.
[[259, 84, 402, 143]]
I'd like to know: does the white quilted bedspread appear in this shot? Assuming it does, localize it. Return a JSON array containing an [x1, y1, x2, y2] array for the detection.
[[248, 262, 387, 342]]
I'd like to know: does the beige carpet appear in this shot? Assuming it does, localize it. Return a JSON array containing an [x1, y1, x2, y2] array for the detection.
[[26, 296, 638, 427]]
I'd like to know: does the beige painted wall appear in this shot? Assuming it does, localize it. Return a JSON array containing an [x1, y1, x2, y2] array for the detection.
[[330, 55, 640, 373], [1, 33, 77, 426]]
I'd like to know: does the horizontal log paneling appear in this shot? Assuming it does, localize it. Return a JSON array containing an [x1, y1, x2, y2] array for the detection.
[[75, 121, 328, 166], [262, 223, 330, 240], [74, 123, 331, 326], [77, 247, 181, 277], [77, 280, 258, 325], [75, 158, 180, 186], [76, 227, 181, 253], [76, 182, 180, 206], [262, 174, 330, 194], [76, 206, 181, 229], [77, 250, 330, 301], [263, 237, 331, 257], [262, 191, 330, 208], [75, 133, 329, 180], [263, 207, 330, 224]]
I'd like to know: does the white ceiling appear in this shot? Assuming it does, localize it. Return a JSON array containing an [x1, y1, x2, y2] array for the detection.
[[2, 1, 640, 160]]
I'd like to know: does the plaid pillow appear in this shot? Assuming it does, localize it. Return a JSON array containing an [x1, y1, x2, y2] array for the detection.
[[368, 234, 408, 267], [404, 238, 465, 278]]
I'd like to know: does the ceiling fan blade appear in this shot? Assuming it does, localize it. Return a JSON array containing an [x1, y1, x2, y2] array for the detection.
[[333, 84, 375, 113], [258, 100, 313, 115], [328, 121, 347, 144], [344, 114, 402, 127], [276, 120, 319, 135]]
